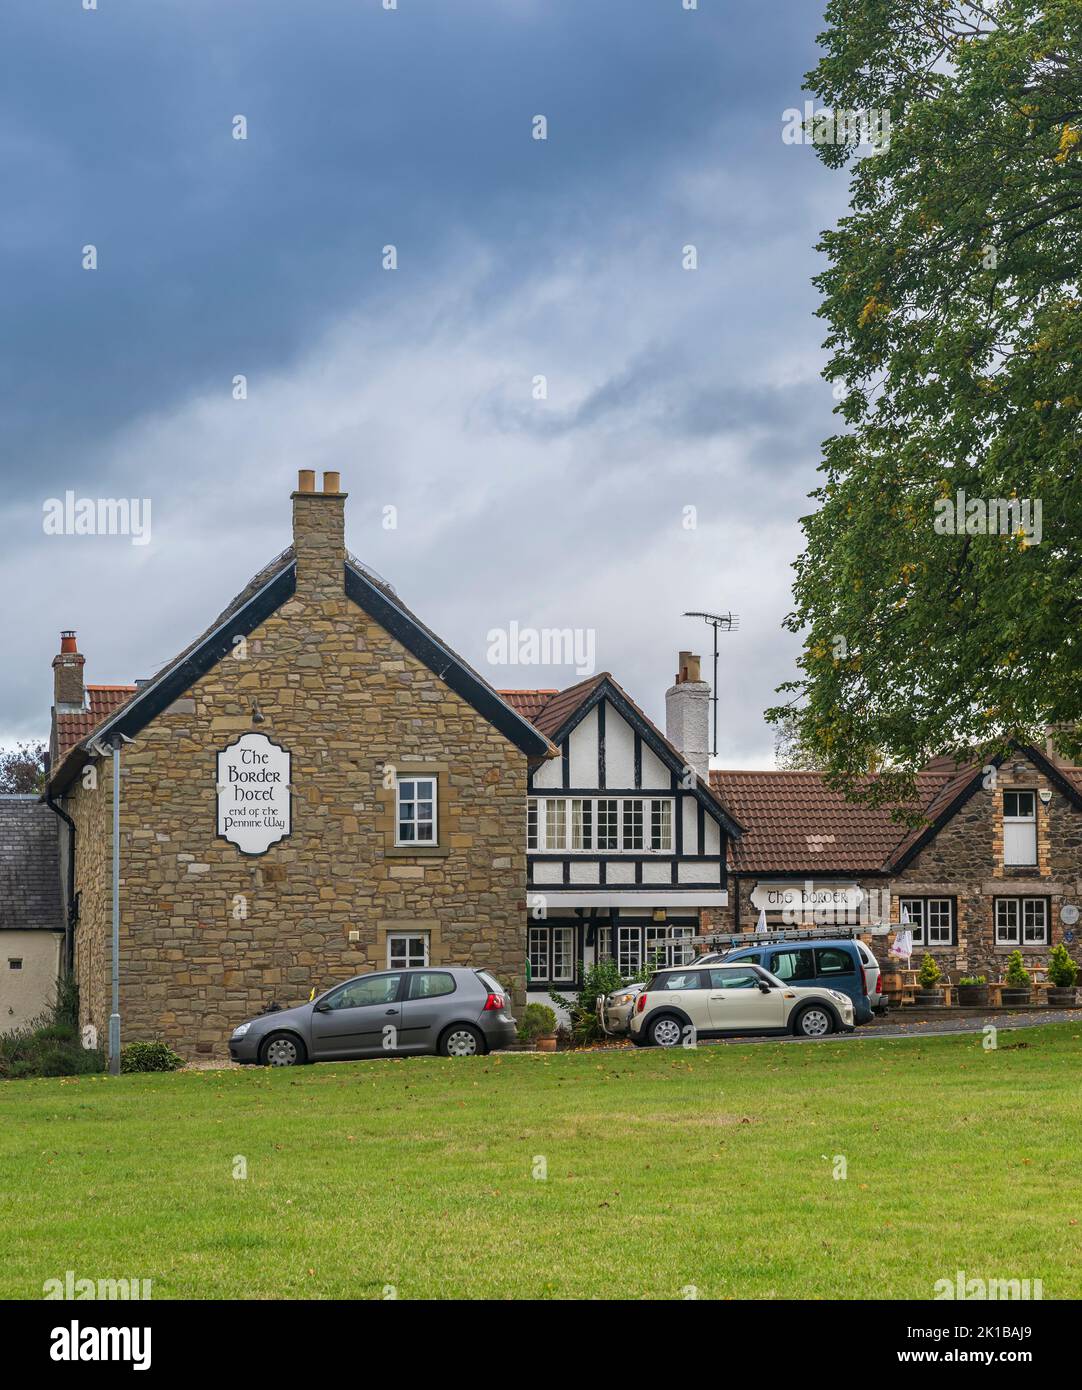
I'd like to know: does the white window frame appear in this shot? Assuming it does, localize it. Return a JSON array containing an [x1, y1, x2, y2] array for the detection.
[[395, 775, 437, 847], [528, 924, 575, 984], [531, 797, 677, 854], [387, 931, 429, 969], [617, 924, 694, 975], [995, 897, 1048, 946], [899, 897, 955, 947], [1003, 790, 1037, 867]]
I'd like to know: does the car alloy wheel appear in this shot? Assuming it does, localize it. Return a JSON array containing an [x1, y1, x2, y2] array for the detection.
[[797, 1007, 832, 1038], [650, 1016, 683, 1048], [444, 1027, 481, 1057], [264, 1035, 300, 1066]]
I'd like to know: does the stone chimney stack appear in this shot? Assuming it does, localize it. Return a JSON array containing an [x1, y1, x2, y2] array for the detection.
[[52, 631, 85, 712], [291, 469, 347, 602], [665, 650, 710, 780]]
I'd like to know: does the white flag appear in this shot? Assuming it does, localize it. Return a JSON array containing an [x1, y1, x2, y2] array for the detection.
[[889, 929, 913, 961], [755, 908, 768, 933]]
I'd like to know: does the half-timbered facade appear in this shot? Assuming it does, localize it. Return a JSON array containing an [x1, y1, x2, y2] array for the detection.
[[501, 660, 742, 1011]]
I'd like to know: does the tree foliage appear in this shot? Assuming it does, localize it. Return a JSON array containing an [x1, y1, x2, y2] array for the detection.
[[0, 741, 47, 794], [770, 1, 1082, 806]]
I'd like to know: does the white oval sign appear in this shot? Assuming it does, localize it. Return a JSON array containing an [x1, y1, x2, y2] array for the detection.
[[217, 732, 291, 856]]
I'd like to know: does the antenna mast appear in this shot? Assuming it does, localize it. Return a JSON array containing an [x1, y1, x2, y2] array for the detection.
[[682, 610, 739, 758]]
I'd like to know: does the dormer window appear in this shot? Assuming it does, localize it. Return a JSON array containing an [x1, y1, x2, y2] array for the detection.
[[1003, 790, 1036, 866]]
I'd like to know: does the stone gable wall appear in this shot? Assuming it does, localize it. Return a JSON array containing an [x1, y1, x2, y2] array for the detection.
[[66, 582, 528, 1057]]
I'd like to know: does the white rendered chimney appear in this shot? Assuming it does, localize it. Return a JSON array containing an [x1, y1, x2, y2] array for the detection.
[[665, 650, 710, 780]]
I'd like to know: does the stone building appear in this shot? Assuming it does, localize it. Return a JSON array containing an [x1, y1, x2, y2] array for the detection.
[[708, 746, 1082, 976], [44, 472, 552, 1057]]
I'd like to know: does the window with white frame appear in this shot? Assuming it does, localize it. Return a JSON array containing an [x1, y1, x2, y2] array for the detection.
[[571, 798, 592, 850], [899, 897, 955, 947], [528, 924, 575, 984], [388, 932, 429, 969], [995, 897, 1048, 946], [528, 797, 676, 853], [396, 775, 437, 845], [1003, 790, 1037, 866], [596, 925, 613, 962], [617, 924, 694, 974]]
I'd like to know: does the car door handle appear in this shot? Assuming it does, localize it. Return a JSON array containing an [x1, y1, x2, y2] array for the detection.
[[709, 993, 724, 1000], [385, 1009, 399, 1016]]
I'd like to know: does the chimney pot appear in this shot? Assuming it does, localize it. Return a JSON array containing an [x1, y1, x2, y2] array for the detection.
[[297, 469, 316, 493], [60, 630, 78, 654], [322, 470, 341, 494]]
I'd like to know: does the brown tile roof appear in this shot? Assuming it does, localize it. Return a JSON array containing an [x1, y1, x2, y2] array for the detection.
[[54, 685, 139, 762], [498, 690, 560, 723], [708, 769, 965, 874]]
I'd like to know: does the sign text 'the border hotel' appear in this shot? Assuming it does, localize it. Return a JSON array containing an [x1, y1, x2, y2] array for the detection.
[[216, 733, 291, 856]]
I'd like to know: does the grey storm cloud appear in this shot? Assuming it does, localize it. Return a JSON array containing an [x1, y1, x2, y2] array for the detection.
[[1, 0, 848, 765]]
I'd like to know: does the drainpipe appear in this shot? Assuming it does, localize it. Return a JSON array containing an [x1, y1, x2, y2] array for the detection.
[[108, 735, 123, 1076], [43, 786, 78, 973]]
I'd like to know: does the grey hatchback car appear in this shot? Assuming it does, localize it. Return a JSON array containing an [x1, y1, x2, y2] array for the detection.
[[229, 966, 517, 1066]]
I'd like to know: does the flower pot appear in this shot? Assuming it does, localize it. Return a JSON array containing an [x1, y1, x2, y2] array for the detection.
[[916, 988, 944, 1005], [1001, 987, 1031, 1007], [535, 1035, 557, 1052], [956, 985, 988, 1007], [1047, 987, 1077, 1007]]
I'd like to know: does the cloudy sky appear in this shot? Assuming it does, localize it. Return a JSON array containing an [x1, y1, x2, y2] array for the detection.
[[2, 0, 850, 766]]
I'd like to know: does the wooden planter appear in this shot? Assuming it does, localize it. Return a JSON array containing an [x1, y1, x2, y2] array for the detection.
[[535, 1036, 557, 1052], [916, 988, 944, 1005], [956, 985, 988, 1007], [1047, 987, 1077, 1007], [1001, 987, 1031, 1007]]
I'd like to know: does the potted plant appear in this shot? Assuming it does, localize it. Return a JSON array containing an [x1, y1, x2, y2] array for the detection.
[[916, 953, 944, 1004], [1001, 950, 1032, 1006], [1046, 943, 1079, 1006], [956, 975, 988, 1007], [517, 1002, 558, 1052]]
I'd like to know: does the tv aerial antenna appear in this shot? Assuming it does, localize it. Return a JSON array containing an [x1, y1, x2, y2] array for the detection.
[[683, 610, 739, 758]]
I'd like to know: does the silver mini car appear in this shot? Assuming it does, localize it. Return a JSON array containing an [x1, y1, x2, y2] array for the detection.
[[229, 966, 517, 1065]]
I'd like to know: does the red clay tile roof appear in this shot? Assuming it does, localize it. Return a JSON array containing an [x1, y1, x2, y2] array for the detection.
[[708, 769, 964, 874], [54, 685, 139, 762], [498, 690, 560, 724]]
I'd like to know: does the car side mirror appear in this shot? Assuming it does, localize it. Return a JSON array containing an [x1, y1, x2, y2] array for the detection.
[[758, 981, 772, 993], [313, 1000, 330, 1013]]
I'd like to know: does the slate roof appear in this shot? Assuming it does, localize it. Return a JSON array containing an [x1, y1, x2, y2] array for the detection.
[[0, 796, 63, 931]]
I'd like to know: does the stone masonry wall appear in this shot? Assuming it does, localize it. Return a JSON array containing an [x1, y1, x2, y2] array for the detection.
[[66, 498, 530, 1057]]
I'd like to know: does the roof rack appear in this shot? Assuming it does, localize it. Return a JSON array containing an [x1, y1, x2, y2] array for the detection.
[[683, 924, 871, 950]]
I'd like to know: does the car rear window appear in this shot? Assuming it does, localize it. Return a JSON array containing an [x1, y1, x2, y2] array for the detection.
[[409, 971, 456, 999], [476, 971, 504, 995], [651, 970, 706, 991]]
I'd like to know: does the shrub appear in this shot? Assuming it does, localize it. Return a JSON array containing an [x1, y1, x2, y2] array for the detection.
[[0, 977, 105, 1081], [550, 958, 628, 1046], [517, 1003, 557, 1043], [917, 953, 942, 988], [1004, 950, 1031, 988], [958, 975, 987, 987], [120, 1041, 184, 1074], [1047, 943, 1078, 989]]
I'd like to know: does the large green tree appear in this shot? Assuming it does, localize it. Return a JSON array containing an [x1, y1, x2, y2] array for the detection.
[[771, 0, 1082, 806]]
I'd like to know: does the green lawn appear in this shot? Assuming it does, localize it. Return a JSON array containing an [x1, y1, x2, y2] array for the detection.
[[2, 1024, 1079, 1300]]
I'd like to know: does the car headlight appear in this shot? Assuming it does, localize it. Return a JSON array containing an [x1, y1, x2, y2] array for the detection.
[[232, 1022, 252, 1038], [612, 991, 636, 1007], [829, 991, 850, 1005]]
